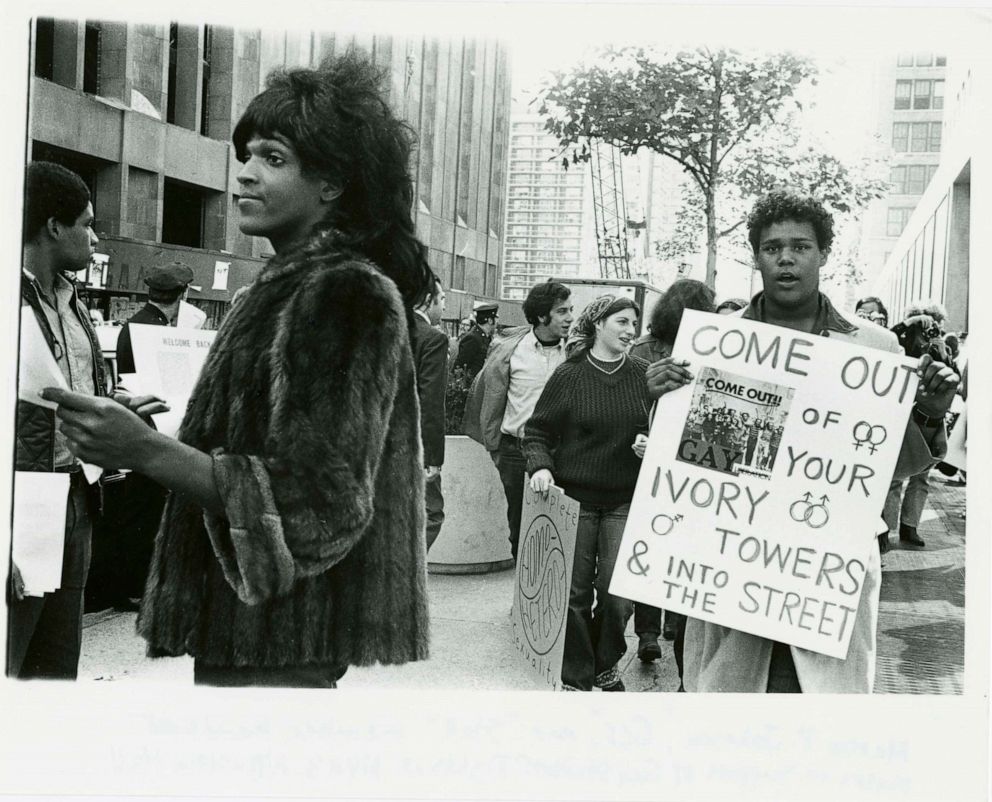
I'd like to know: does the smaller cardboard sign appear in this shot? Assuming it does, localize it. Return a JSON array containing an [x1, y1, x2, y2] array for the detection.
[[128, 324, 217, 438], [511, 482, 579, 691]]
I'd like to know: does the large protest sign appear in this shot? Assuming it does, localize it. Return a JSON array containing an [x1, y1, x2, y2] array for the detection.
[[126, 324, 217, 437], [511, 483, 578, 690], [610, 310, 919, 659]]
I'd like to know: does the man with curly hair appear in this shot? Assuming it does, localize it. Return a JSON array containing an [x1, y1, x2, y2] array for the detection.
[[645, 189, 959, 692]]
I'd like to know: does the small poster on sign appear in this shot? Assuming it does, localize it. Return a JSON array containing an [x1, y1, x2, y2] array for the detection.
[[511, 482, 579, 691], [610, 310, 919, 659]]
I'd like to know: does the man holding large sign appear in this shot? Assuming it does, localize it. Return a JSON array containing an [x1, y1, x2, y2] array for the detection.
[[612, 191, 959, 693]]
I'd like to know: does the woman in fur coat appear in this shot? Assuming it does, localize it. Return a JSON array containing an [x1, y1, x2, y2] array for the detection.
[[42, 54, 434, 687]]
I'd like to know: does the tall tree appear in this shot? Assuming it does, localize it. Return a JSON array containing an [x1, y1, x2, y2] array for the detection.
[[656, 120, 889, 268], [540, 47, 818, 288]]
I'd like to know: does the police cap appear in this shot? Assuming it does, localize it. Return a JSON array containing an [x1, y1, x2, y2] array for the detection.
[[474, 302, 498, 323]]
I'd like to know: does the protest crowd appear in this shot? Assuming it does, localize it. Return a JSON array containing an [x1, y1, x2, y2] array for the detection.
[[8, 51, 965, 694]]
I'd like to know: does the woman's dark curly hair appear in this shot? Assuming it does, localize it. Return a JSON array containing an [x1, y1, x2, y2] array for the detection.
[[746, 190, 835, 254], [648, 279, 715, 346], [233, 51, 432, 309]]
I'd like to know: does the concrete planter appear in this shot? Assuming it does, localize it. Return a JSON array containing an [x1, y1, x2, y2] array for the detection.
[[428, 435, 515, 574]]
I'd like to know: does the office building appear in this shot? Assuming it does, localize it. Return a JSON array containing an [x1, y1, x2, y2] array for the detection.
[[871, 54, 983, 333], [862, 52, 948, 288], [501, 113, 588, 301], [27, 19, 511, 326]]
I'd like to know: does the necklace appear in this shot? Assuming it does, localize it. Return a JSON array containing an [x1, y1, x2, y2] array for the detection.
[[587, 352, 626, 376]]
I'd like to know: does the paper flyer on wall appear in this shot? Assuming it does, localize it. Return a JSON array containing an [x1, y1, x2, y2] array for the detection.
[[610, 310, 920, 659]]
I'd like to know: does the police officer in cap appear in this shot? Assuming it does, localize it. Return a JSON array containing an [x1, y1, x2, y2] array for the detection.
[[455, 302, 498, 380], [89, 261, 194, 612], [115, 261, 196, 374]]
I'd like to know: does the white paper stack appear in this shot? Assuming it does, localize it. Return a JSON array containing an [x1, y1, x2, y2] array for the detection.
[[12, 472, 70, 596]]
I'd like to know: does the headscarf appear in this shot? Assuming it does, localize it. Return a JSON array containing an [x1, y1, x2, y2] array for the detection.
[[565, 294, 640, 360]]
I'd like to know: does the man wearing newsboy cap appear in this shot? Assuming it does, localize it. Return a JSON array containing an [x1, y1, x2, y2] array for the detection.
[[114, 262, 196, 375]]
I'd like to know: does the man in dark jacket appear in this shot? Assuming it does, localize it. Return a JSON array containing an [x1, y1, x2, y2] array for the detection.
[[9, 162, 105, 678], [454, 303, 498, 380], [91, 262, 194, 612], [114, 261, 195, 374], [411, 274, 448, 550]]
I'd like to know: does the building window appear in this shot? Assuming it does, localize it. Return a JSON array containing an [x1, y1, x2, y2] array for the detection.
[[886, 207, 913, 237], [200, 26, 212, 136], [83, 21, 101, 94], [485, 263, 497, 297], [889, 166, 906, 194], [894, 80, 912, 109], [896, 52, 914, 67], [909, 122, 930, 152], [34, 18, 55, 79], [906, 165, 927, 194], [892, 123, 909, 152], [933, 80, 945, 109], [895, 79, 946, 110], [915, 52, 933, 67], [162, 179, 205, 248], [166, 23, 179, 124], [928, 123, 941, 152], [936, 55, 947, 66]]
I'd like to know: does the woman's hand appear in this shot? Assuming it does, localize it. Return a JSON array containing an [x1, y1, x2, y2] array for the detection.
[[529, 469, 554, 494], [632, 433, 648, 459], [41, 387, 162, 471], [645, 357, 694, 400]]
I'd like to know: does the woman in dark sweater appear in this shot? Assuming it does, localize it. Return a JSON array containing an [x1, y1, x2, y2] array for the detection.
[[523, 295, 650, 691]]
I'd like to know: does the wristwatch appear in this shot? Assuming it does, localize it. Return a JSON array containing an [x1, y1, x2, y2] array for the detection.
[[911, 406, 943, 428]]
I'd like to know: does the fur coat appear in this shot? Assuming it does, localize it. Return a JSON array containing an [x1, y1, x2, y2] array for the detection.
[[136, 232, 430, 669]]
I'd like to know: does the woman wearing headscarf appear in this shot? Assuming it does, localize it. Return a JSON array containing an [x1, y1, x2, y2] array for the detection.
[[523, 295, 651, 691], [629, 279, 715, 671], [42, 53, 433, 687]]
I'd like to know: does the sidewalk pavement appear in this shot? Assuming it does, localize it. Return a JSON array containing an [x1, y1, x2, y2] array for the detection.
[[875, 470, 965, 694], [78, 470, 965, 693]]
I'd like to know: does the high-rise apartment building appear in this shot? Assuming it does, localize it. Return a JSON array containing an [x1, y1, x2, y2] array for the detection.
[[26, 20, 511, 326], [862, 52, 948, 287], [501, 114, 586, 301], [871, 53, 982, 333]]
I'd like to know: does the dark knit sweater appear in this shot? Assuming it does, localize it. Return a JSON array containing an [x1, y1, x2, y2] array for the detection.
[[523, 354, 651, 508]]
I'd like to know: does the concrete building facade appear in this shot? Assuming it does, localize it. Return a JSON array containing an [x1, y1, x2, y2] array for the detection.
[[27, 18, 512, 326], [501, 114, 586, 301], [871, 55, 984, 333], [862, 52, 948, 287]]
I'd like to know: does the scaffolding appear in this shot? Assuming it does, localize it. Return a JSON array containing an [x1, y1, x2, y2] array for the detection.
[[589, 140, 631, 280]]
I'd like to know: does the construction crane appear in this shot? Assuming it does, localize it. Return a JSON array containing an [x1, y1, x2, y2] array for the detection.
[[589, 140, 632, 280]]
